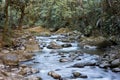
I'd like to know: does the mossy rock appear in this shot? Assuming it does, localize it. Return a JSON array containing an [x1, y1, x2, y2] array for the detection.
[[80, 36, 112, 48]]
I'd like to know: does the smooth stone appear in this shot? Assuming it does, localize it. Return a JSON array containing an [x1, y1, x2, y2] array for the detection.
[[47, 41, 62, 49], [59, 58, 69, 62], [111, 59, 120, 67], [72, 72, 88, 78], [112, 68, 120, 72], [61, 44, 72, 48], [72, 63, 85, 68], [48, 71, 61, 79], [72, 72, 81, 77]]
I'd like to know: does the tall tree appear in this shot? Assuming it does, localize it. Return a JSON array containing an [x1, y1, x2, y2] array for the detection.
[[2, 0, 9, 46]]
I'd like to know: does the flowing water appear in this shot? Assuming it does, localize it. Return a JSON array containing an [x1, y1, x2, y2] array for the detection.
[[21, 34, 120, 80]]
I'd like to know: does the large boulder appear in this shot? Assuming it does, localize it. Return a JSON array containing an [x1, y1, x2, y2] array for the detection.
[[47, 41, 62, 49], [25, 38, 40, 52], [2, 53, 19, 66], [110, 59, 120, 68], [80, 36, 112, 48]]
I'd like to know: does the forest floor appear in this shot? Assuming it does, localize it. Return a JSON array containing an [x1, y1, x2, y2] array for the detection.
[[0, 26, 120, 80]]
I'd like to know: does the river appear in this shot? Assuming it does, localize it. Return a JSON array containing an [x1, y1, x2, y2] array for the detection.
[[21, 34, 120, 80]]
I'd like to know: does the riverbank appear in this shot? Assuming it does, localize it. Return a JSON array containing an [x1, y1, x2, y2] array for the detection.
[[0, 26, 120, 80], [0, 26, 50, 80]]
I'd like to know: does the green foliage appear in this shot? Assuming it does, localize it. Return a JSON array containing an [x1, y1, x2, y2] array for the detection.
[[101, 0, 120, 36], [0, 0, 120, 37]]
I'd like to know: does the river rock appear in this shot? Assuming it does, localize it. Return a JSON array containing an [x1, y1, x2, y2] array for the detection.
[[61, 44, 72, 48], [59, 58, 69, 62], [72, 72, 87, 78], [72, 63, 85, 68], [48, 71, 61, 79], [72, 61, 96, 68], [99, 63, 110, 68], [110, 59, 120, 68], [2, 53, 19, 66], [112, 68, 120, 72], [47, 41, 62, 49], [80, 36, 112, 48], [72, 72, 81, 77], [79, 74, 88, 78]]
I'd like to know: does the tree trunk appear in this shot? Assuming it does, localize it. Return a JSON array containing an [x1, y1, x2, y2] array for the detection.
[[2, 0, 9, 47], [18, 6, 25, 30]]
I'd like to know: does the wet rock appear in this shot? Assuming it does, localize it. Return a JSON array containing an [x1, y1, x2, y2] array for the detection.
[[48, 71, 61, 79], [72, 63, 85, 68], [3, 53, 19, 66], [110, 59, 120, 68], [112, 68, 120, 72], [59, 58, 69, 62], [47, 41, 62, 49], [79, 74, 88, 78], [72, 72, 81, 77], [72, 61, 96, 68], [72, 72, 88, 78], [61, 44, 72, 48], [99, 63, 110, 68]]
